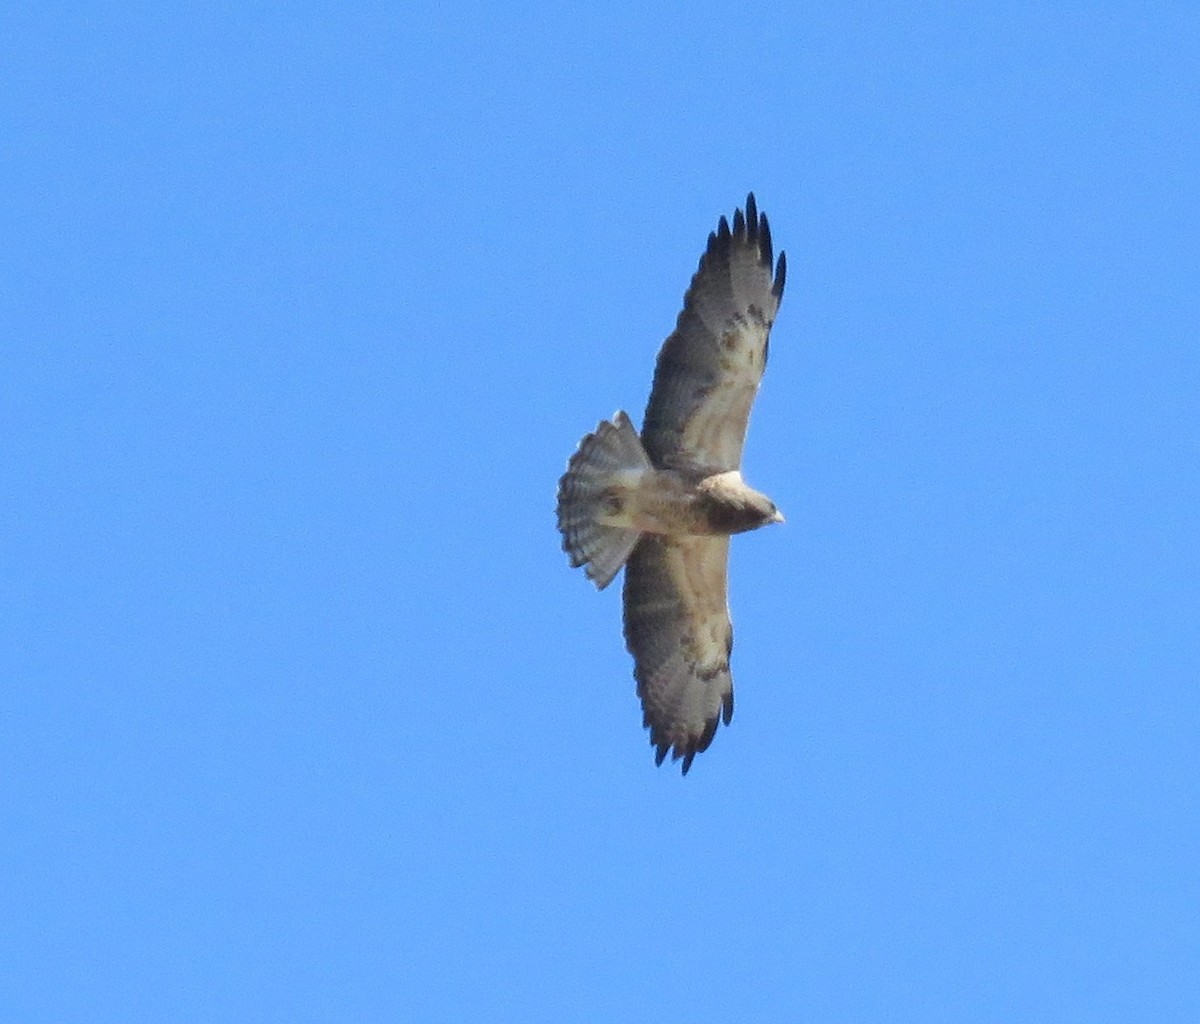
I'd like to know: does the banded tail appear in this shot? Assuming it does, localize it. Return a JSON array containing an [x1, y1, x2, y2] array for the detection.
[[556, 411, 651, 589]]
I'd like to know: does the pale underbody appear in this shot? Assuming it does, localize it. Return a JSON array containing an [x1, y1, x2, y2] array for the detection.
[[595, 468, 782, 537]]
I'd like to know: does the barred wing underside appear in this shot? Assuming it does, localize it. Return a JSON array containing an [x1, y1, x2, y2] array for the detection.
[[623, 534, 734, 774], [641, 193, 786, 476]]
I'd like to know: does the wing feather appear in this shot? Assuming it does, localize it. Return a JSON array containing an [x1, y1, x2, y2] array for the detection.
[[641, 193, 786, 474], [622, 535, 735, 774]]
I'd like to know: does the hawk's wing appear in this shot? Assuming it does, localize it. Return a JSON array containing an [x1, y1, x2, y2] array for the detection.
[[641, 193, 786, 475], [623, 534, 734, 774]]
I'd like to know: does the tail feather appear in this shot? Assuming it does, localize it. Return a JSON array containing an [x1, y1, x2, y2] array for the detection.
[[557, 411, 650, 589]]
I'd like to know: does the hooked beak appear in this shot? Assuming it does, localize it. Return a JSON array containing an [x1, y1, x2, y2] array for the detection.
[[771, 508, 785, 525]]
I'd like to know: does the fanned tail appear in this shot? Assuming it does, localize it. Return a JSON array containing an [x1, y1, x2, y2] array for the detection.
[[556, 411, 650, 589]]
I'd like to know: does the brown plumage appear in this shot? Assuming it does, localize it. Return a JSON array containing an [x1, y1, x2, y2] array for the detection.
[[556, 194, 786, 774]]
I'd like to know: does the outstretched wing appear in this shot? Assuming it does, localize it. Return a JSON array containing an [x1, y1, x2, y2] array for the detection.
[[641, 193, 786, 475], [623, 534, 734, 774]]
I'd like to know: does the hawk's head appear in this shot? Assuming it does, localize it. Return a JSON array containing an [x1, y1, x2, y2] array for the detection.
[[697, 474, 784, 535]]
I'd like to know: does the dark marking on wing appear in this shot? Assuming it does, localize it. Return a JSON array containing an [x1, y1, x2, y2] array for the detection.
[[641, 193, 787, 475]]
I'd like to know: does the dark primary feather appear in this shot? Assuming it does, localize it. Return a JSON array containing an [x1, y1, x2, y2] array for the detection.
[[640, 193, 786, 475]]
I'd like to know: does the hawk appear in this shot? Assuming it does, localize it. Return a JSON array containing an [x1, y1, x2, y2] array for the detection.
[[556, 194, 787, 774]]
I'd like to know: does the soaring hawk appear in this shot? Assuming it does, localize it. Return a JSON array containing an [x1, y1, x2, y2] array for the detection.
[[557, 194, 787, 774]]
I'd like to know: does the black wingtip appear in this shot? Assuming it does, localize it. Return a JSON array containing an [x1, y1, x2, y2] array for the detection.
[[697, 716, 719, 753], [773, 251, 787, 301], [712, 196, 780, 266], [759, 213, 774, 270], [680, 751, 695, 775], [732, 194, 778, 277]]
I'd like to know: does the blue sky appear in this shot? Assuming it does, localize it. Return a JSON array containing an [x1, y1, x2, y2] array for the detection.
[[3, 3, 1198, 1021]]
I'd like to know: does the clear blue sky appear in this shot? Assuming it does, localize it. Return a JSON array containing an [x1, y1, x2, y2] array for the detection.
[[4, 3, 1198, 1021]]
